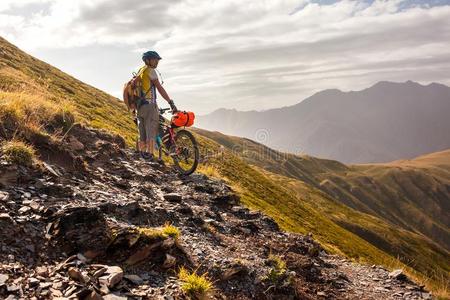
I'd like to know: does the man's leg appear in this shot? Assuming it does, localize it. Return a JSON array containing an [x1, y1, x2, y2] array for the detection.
[[146, 140, 154, 155], [147, 140, 155, 155], [143, 113, 155, 160], [152, 103, 160, 157], [146, 102, 159, 158], [137, 116, 147, 153], [139, 141, 146, 152]]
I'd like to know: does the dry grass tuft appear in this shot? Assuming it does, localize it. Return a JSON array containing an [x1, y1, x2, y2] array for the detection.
[[178, 267, 213, 299], [1, 140, 36, 166], [0, 91, 76, 139]]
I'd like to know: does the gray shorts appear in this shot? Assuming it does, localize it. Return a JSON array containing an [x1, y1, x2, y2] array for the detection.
[[137, 101, 159, 143]]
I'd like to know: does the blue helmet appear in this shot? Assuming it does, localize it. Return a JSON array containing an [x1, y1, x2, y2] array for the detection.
[[142, 50, 162, 61]]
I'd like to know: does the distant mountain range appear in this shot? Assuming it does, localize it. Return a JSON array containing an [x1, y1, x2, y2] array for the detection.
[[197, 81, 450, 163]]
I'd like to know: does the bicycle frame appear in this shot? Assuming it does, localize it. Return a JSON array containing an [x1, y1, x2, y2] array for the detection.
[[157, 110, 177, 155], [151, 108, 199, 175]]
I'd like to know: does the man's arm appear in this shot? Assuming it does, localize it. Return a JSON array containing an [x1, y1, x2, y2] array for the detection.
[[151, 79, 171, 102], [151, 78, 177, 111]]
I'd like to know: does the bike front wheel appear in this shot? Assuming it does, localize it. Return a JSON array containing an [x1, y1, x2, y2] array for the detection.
[[172, 129, 199, 176]]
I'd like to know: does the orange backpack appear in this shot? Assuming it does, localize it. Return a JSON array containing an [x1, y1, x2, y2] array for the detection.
[[171, 111, 195, 127], [123, 77, 139, 111], [122, 67, 148, 111]]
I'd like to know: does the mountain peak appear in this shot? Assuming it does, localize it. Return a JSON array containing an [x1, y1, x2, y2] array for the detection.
[[427, 81, 449, 89], [312, 88, 343, 97], [370, 80, 421, 89]]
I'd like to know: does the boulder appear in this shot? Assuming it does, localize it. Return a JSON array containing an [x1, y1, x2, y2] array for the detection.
[[68, 267, 86, 283], [48, 206, 110, 256], [162, 254, 177, 269], [0, 273, 9, 286], [99, 266, 123, 288], [164, 193, 183, 203]]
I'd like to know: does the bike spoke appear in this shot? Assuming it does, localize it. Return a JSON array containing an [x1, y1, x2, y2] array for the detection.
[[173, 131, 197, 174]]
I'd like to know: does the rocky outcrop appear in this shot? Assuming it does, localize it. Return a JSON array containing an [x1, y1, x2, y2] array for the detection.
[[0, 125, 433, 299]]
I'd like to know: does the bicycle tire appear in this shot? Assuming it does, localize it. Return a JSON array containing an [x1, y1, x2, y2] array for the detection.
[[172, 129, 199, 176]]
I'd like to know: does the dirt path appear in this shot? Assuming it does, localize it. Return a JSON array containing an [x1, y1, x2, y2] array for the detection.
[[325, 256, 433, 300]]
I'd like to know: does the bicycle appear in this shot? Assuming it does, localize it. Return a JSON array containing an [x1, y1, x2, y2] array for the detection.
[[135, 108, 199, 176]]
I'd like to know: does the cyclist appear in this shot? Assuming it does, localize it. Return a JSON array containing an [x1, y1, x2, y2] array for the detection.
[[137, 50, 177, 162]]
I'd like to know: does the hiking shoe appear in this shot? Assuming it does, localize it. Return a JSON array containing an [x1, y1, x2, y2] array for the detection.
[[140, 152, 153, 160], [146, 153, 155, 162]]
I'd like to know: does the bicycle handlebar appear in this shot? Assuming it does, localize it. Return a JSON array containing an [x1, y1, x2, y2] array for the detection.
[[159, 108, 172, 114]]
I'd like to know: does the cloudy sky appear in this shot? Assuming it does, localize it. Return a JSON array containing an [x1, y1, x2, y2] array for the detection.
[[1, 0, 450, 114]]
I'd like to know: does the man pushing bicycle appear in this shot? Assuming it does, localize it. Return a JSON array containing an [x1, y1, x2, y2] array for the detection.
[[135, 50, 177, 162], [123, 51, 199, 175]]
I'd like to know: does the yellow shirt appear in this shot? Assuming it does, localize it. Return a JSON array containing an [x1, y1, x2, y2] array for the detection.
[[138, 65, 158, 101]]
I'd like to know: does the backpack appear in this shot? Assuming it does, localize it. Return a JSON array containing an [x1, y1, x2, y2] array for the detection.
[[171, 111, 195, 127], [122, 66, 150, 111]]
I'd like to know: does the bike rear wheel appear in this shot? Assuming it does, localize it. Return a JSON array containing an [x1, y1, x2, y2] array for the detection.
[[172, 129, 199, 176]]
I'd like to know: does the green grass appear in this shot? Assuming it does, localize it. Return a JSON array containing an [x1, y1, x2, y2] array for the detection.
[[1, 140, 36, 166], [178, 267, 213, 298], [134, 224, 181, 240], [161, 224, 181, 239], [135, 227, 166, 240], [265, 254, 287, 283]]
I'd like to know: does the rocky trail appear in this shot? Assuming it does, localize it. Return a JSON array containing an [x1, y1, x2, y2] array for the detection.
[[0, 124, 433, 299]]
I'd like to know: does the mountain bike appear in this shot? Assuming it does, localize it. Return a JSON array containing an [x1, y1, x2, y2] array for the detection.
[[135, 108, 199, 176]]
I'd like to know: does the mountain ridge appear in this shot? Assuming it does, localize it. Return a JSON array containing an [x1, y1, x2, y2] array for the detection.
[[197, 80, 450, 163], [202, 80, 447, 116]]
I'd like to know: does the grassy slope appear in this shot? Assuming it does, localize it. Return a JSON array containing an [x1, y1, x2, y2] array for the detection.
[[318, 155, 450, 251], [0, 36, 136, 145], [1, 37, 448, 296], [193, 129, 450, 293], [260, 169, 450, 283], [193, 129, 450, 249], [196, 137, 405, 262]]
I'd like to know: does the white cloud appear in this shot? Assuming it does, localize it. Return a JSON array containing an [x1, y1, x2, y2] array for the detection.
[[1, 0, 450, 114]]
